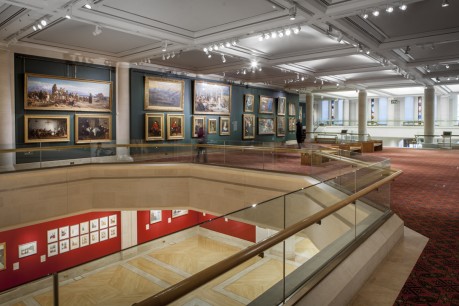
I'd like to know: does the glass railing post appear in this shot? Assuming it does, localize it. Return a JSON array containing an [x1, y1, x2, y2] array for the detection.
[[53, 272, 59, 306]]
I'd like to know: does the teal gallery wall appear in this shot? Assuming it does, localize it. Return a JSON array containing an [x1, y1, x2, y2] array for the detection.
[[129, 68, 299, 144]]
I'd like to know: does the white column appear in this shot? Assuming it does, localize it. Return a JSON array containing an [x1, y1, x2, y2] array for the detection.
[[0, 50, 15, 171], [343, 99, 350, 126], [358, 90, 368, 141], [424, 86, 435, 144], [449, 94, 458, 125], [116, 62, 132, 161], [305, 93, 314, 141], [121, 211, 137, 250]]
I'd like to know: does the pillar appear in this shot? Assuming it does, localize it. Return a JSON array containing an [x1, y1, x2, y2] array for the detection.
[[424, 86, 435, 144], [358, 90, 368, 141], [343, 99, 350, 126], [121, 211, 137, 250], [0, 50, 15, 171], [116, 62, 132, 161], [305, 92, 314, 141]]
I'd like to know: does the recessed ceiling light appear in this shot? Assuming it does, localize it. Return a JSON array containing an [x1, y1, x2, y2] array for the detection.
[[372, 10, 379, 16], [442, 0, 449, 7]]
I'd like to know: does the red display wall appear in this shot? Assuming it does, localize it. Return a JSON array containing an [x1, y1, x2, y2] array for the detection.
[[137, 210, 256, 244], [0, 211, 121, 292]]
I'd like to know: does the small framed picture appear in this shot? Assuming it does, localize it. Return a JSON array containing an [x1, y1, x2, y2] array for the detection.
[[288, 117, 296, 132], [243, 114, 255, 140], [47, 229, 58, 243], [70, 225, 79, 237], [288, 103, 296, 116], [150, 210, 162, 224], [109, 226, 117, 239], [259, 96, 274, 114], [244, 94, 254, 112], [59, 226, 69, 240], [80, 221, 89, 235], [258, 117, 275, 135], [208, 118, 217, 134], [0, 243, 6, 270], [145, 113, 164, 141], [277, 116, 286, 137], [80, 234, 89, 247], [70, 237, 80, 250], [172, 209, 188, 218], [166, 114, 185, 140], [59, 239, 69, 253], [192, 116, 206, 138], [24, 115, 70, 143], [277, 97, 286, 115], [90, 219, 99, 232], [48, 242, 58, 257], [109, 215, 117, 227], [75, 114, 112, 144], [99, 217, 108, 229], [90, 232, 99, 244], [219, 117, 230, 136], [100, 229, 108, 241]]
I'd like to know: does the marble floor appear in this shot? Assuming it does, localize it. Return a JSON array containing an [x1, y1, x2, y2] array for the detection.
[[1, 226, 426, 306]]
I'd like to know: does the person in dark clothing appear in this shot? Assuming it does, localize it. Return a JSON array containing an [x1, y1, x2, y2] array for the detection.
[[296, 119, 303, 149], [196, 126, 207, 163]]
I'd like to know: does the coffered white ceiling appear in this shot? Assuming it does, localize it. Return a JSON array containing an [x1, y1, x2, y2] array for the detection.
[[1, 0, 458, 98]]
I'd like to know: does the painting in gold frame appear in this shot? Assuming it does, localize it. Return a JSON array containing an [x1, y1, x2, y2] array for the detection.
[[258, 117, 275, 135], [167, 114, 185, 140], [192, 115, 206, 138], [242, 114, 255, 140], [75, 114, 112, 144], [277, 97, 286, 115], [145, 113, 164, 141], [144, 76, 184, 111], [194, 80, 231, 115], [220, 117, 230, 136], [24, 115, 70, 143], [288, 117, 296, 132], [25, 73, 112, 112], [244, 94, 254, 112], [288, 102, 296, 116], [259, 96, 274, 114], [208, 118, 217, 134], [277, 116, 286, 137]]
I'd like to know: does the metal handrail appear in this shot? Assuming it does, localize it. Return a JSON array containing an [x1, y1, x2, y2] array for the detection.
[[133, 169, 402, 306]]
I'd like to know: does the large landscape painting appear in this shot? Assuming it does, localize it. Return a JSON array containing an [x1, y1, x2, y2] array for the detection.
[[194, 81, 231, 115], [144, 76, 184, 111], [25, 73, 112, 112]]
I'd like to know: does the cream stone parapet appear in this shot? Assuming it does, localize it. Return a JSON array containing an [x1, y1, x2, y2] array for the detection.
[[0, 163, 316, 231]]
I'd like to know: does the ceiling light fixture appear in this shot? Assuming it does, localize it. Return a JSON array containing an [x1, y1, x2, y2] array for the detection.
[[221, 54, 226, 63], [386, 6, 394, 13], [32, 25, 37, 31], [162, 54, 165, 60], [293, 26, 301, 34], [40, 19, 47, 26], [404, 45, 410, 55], [37, 24, 42, 30], [161, 41, 168, 52], [278, 30, 284, 38], [65, 8, 72, 19], [207, 54, 211, 58], [446, 64, 450, 69], [84, 1, 93, 9], [289, 6, 297, 20], [251, 60, 258, 68], [362, 12, 369, 19], [372, 10, 380, 16], [285, 28, 291, 36], [92, 24, 102, 36], [171, 51, 175, 58], [258, 35, 264, 42], [442, 0, 449, 7], [399, 3, 407, 11]]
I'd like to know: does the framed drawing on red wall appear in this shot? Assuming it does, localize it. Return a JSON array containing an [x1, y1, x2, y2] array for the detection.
[[0, 243, 5, 271], [18, 241, 37, 258], [150, 210, 162, 224], [48, 242, 58, 257], [172, 209, 188, 218]]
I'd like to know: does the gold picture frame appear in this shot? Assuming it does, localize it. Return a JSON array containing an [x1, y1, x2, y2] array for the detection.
[[24, 115, 70, 143], [277, 116, 286, 137], [288, 102, 296, 116], [208, 118, 217, 134], [75, 114, 112, 144], [243, 114, 255, 139], [259, 96, 274, 114], [288, 117, 296, 132], [244, 94, 254, 112], [277, 97, 286, 115], [25, 73, 112, 112], [194, 80, 231, 114], [144, 76, 184, 111], [258, 117, 275, 135], [219, 117, 230, 136], [167, 114, 185, 140], [145, 113, 164, 141], [192, 115, 206, 138]]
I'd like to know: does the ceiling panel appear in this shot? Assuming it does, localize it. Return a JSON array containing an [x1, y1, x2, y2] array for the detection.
[[368, 1, 459, 38], [102, 0, 277, 32], [240, 26, 339, 57], [28, 19, 160, 54], [296, 54, 378, 71]]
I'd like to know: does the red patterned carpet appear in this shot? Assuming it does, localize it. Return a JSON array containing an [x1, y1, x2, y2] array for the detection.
[[373, 148, 459, 305]]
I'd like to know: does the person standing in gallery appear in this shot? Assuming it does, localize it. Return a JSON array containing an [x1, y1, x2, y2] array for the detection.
[[296, 119, 303, 149], [196, 126, 207, 163]]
